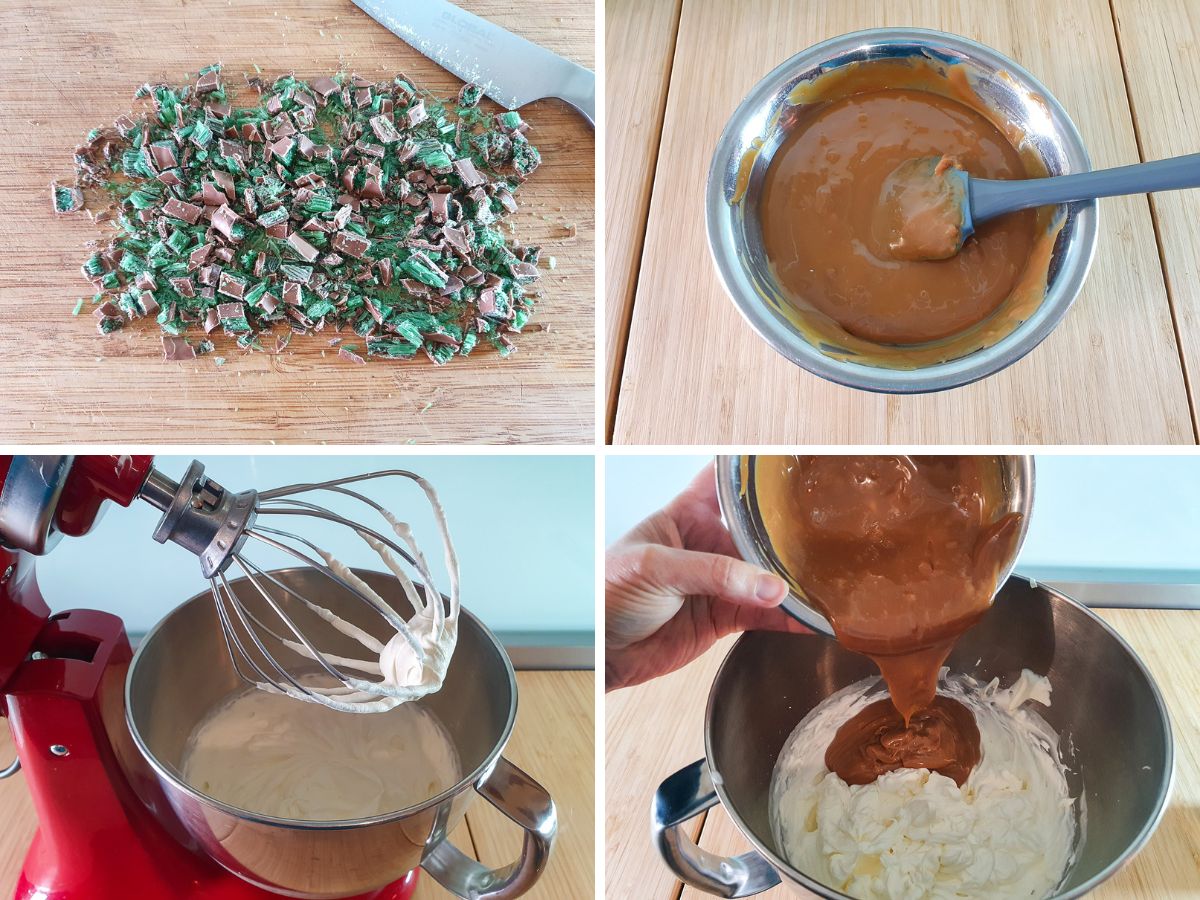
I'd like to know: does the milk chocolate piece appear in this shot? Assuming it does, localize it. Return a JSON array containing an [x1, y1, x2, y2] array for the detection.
[[217, 271, 245, 299], [477, 287, 497, 316], [162, 198, 202, 224], [201, 180, 228, 206], [331, 231, 371, 259], [429, 192, 450, 224], [212, 169, 236, 201], [310, 76, 340, 99], [162, 335, 196, 360], [267, 136, 294, 160], [149, 143, 178, 170], [195, 68, 221, 94], [452, 157, 486, 187], [287, 232, 320, 262], [188, 242, 214, 270], [369, 115, 401, 143], [211, 204, 242, 243]]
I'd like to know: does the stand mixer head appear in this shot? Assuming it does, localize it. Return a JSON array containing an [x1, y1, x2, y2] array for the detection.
[[3, 456, 460, 713]]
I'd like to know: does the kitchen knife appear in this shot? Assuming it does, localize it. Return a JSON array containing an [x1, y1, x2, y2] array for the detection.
[[349, 0, 595, 126]]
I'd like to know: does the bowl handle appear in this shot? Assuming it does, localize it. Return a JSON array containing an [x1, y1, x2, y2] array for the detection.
[[424, 755, 557, 899], [651, 758, 781, 897]]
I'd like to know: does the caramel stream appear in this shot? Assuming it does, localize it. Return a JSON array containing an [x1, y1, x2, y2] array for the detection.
[[755, 455, 1020, 785]]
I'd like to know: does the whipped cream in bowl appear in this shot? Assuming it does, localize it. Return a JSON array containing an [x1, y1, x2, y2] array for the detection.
[[770, 669, 1082, 899]]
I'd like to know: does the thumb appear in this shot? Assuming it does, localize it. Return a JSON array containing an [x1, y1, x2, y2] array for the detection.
[[628, 544, 789, 608]]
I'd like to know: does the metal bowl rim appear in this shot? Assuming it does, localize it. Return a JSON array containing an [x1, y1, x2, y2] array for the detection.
[[700, 577, 1176, 899], [124, 565, 518, 831], [705, 26, 1100, 394]]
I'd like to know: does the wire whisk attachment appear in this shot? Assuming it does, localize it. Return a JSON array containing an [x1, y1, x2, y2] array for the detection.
[[138, 461, 460, 713]]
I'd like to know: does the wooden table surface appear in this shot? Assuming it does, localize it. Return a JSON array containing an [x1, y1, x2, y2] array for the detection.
[[606, 0, 1200, 445], [0, 0, 594, 445], [0, 669, 594, 900], [606, 608, 1200, 899]]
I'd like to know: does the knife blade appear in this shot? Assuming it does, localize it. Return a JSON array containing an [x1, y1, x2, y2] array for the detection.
[[349, 0, 595, 126]]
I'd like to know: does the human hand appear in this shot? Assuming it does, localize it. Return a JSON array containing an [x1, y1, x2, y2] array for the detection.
[[605, 463, 809, 691]]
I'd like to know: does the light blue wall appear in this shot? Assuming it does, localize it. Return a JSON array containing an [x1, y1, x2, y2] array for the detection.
[[40, 455, 595, 635], [605, 455, 1200, 584]]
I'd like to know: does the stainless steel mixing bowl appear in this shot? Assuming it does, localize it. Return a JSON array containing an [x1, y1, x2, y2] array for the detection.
[[652, 577, 1173, 898], [706, 29, 1099, 393], [716, 454, 1035, 635], [123, 567, 556, 900]]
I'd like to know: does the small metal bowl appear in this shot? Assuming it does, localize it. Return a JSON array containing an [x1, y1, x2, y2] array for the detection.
[[706, 29, 1099, 393], [716, 454, 1035, 634]]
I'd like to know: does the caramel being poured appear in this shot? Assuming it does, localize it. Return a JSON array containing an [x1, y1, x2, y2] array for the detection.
[[755, 455, 1021, 785], [824, 696, 981, 787]]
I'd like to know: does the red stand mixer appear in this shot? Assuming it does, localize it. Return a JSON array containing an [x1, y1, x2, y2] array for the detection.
[[0, 455, 556, 900]]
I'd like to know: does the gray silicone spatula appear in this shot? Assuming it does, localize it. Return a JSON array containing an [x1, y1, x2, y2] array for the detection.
[[879, 152, 1200, 261]]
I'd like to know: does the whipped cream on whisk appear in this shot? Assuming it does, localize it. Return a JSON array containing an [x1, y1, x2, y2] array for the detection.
[[262, 475, 460, 714]]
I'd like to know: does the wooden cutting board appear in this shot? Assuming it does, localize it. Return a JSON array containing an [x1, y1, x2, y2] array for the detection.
[[606, 608, 1200, 899], [608, 0, 1198, 444], [0, 0, 594, 444]]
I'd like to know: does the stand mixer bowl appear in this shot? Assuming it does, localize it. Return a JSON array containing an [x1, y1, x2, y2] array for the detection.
[[124, 567, 555, 900], [716, 454, 1035, 635], [651, 577, 1174, 898]]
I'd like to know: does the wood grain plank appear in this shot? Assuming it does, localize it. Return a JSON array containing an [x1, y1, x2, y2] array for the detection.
[[613, 0, 1192, 444], [0, 671, 591, 898], [613, 609, 1200, 899], [1111, 0, 1200, 436], [465, 670, 596, 900], [603, 0, 683, 438], [0, 0, 594, 445], [604, 635, 737, 899]]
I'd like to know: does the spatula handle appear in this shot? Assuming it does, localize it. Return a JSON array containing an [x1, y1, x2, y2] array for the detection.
[[971, 152, 1200, 222]]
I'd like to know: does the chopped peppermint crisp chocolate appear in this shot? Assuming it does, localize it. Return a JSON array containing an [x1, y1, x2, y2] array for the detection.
[[52, 181, 84, 214], [62, 67, 545, 364]]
